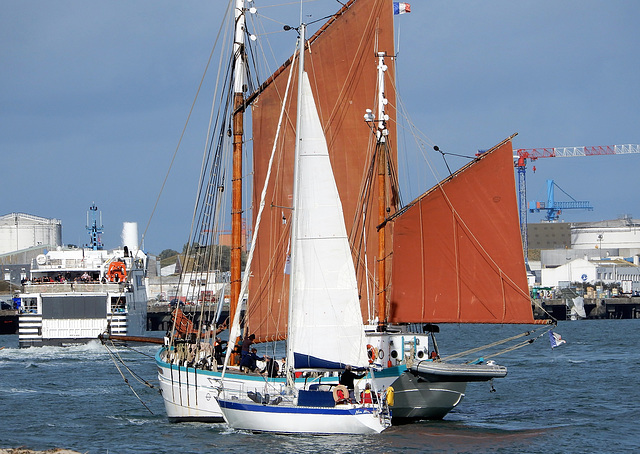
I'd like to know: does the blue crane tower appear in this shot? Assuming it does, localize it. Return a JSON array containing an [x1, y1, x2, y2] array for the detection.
[[529, 179, 593, 222]]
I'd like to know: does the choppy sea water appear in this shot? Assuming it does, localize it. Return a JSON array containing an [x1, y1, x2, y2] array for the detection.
[[1, 320, 639, 454]]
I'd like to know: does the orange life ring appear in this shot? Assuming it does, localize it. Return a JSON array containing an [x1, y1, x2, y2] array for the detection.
[[367, 344, 377, 363]]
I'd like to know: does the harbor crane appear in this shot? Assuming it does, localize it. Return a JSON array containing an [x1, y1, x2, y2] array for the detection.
[[529, 179, 593, 222], [514, 144, 640, 261]]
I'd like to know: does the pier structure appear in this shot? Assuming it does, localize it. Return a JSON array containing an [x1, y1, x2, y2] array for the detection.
[[534, 297, 640, 320]]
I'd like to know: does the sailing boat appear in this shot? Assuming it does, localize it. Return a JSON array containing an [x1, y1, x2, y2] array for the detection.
[[155, 0, 550, 425], [241, 0, 546, 421], [215, 25, 391, 433]]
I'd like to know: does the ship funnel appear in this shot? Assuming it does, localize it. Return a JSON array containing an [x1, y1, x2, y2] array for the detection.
[[121, 222, 139, 252]]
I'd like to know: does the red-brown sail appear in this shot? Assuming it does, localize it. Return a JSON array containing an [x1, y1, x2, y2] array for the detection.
[[388, 138, 535, 324], [248, 0, 396, 340]]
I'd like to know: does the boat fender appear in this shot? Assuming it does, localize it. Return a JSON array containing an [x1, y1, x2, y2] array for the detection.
[[333, 384, 349, 404], [367, 344, 377, 363], [386, 386, 394, 407]]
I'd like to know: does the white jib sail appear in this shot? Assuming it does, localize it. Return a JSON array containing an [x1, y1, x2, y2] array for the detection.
[[288, 72, 368, 369]]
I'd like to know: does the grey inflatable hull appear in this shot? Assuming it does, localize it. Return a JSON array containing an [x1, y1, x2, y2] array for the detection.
[[411, 360, 508, 382]]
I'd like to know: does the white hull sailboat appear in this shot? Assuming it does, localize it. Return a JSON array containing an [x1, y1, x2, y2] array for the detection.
[[215, 22, 391, 433], [218, 397, 387, 435]]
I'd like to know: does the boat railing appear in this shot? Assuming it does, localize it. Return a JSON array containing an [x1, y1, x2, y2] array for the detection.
[[218, 376, 293, 404], [33, 258, 105, 270], [22, 282, 123, 293]]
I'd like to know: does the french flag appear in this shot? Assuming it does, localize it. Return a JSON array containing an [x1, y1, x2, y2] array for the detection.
[[393, 2, 411, 15]]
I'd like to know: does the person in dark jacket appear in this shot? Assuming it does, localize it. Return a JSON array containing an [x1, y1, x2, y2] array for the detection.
[[241, 333, 256, 362], [240, 347, 265, 372], [339, 365, 366, 399], [213, 337, 227, 365], [261, 356, 280, 378]]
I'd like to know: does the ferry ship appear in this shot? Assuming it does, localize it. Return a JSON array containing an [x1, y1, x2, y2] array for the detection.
[[16, 205, 147, 347]]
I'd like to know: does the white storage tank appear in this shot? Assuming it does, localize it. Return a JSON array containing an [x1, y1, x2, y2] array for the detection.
[[0, 213, 62, 254]]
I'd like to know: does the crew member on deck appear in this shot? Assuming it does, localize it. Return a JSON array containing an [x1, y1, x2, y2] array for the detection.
[[240, 347, 265, 372], [339, 365, 366, 400], [214, 337, 227, 365], [360, 383, 377, 404], [241, 333, 256, 362], [261, 356, 279, 378]]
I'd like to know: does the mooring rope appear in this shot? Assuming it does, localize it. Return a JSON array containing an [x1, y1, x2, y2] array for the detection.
[[101, 339, 160, 414]]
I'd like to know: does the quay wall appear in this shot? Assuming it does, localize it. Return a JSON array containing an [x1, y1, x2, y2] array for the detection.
[[535, 297, 640, 320]]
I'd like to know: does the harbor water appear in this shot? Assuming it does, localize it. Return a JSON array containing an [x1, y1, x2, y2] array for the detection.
[[1, 320, 638, 453]]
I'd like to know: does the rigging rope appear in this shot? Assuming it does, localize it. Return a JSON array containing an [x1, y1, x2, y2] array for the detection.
[[101, 339, 160, 414], [438, 323, 556, 363], [222, 33, 300, 377], [140, 0, 233, 248]]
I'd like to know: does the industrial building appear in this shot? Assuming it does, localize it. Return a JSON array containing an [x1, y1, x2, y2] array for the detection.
[[531, 217, 640, 292], [0, 213, 62, 254]]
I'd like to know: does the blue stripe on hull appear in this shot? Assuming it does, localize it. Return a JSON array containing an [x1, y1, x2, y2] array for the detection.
[[218, 399, 377, 417]]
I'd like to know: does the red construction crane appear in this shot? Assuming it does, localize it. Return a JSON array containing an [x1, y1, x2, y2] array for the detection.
[[514, 144, 640, 261]]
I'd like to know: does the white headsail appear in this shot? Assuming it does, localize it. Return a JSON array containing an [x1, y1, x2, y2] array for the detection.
[[288, 72, 368, 370]]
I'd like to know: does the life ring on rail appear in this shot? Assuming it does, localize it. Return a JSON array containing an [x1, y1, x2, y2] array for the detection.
[[333, 384, 349, 404], [367, 344, 377, 363]]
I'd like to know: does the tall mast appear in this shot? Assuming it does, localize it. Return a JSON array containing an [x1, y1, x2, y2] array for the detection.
[[376, 52, 389, 331], [230, 0, 246, 332], [286, 22, 306, 379]]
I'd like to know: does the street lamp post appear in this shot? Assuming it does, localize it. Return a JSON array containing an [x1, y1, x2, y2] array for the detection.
[[597, 234, 603, 259]]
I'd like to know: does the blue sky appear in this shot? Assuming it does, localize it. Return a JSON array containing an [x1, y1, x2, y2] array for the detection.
[[2, 1, 639, 254]]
